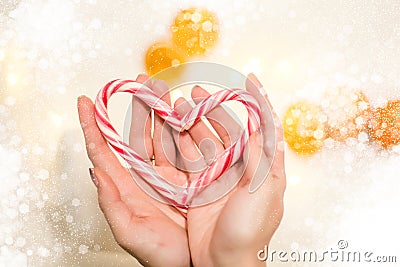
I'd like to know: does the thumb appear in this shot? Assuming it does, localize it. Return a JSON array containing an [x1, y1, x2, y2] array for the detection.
[[90, 168, 132, 231]]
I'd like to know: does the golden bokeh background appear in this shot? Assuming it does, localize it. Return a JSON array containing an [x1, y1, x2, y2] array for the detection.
[[1, 1, 400, 266]]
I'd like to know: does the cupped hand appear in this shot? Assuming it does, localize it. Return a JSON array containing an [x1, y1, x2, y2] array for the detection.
[[77, 74, 191, 267], [78, 73, 285, 267], [173, 74, 286, 267]]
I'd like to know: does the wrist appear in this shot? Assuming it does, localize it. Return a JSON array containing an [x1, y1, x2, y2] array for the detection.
[[210, 246, 265, 267]]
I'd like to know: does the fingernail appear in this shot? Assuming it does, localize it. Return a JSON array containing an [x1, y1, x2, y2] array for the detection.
[[176, 96, 187, 103], [249, 73, 268, 96], [153, 80, 169, 95], [192, 85, 202, 90], [77, 95, 84, 105], [136, 73, 147, 80], [248, 73, 262, 88], [136, 73, 152, 86], [89, 168, 98, 187]]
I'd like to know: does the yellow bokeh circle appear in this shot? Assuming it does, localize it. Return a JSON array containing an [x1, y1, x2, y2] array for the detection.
[[144, 42, 186, 76], [171, 8, 219, 56], [283, 102, 327, 155]]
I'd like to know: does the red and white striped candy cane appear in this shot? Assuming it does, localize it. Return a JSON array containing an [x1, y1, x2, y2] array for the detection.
[[94, 79, 261, 214]]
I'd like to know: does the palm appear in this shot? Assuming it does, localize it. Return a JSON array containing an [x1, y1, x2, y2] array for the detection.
[[78, 74, 191, 267], [187, 156, 284, 266], [179, 74, 286, 266], [111, 167, 189, 266]]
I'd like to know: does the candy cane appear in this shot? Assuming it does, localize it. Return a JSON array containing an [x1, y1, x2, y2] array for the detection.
[[94, 79, 261, 214]]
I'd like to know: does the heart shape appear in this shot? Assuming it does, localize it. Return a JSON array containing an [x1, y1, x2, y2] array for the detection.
[[95, 79, 261, 212]]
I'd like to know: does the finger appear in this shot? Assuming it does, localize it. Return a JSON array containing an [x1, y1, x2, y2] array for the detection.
[[244, 132, 285, 210], [218, 132, 284, 245], [78, 95, 124, 171], [173, 99, 206, 174], [240, 127, 286, 199], [241, 131, 269, 192], [93, 167, 133, 235], [93, 167, 190, 267], [130, 74, 153, 160], [191, 85, 242, 148], [174, 96, 223, 164], [247, 73, 283, 140], [190, 162, 244, 206], [152, 80, 176, 167], [77, 96, 134, 195], [245, 74, 284, 158]]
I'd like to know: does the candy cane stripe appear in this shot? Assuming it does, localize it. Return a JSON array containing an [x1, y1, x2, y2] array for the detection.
[[94, 79, 261, 214]]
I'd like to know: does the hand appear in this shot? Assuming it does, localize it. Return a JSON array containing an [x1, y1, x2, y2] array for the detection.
[[77, 74, 191, 267], [172, 74, 286, 267], [78, 72, 285, 267]]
